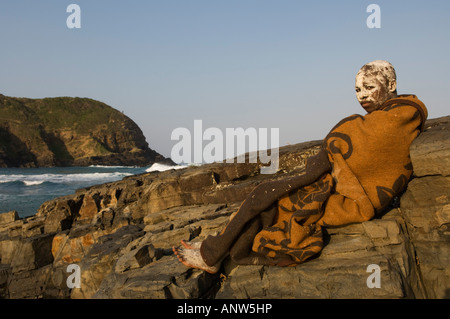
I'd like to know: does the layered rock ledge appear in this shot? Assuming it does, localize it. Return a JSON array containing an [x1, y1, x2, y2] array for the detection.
[[0, 116, 449, 299]]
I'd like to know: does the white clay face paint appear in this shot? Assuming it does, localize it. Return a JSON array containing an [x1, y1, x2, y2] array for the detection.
[[355, 60, 397, 113]]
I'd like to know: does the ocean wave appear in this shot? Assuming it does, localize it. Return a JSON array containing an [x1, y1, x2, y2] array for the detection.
[[88, 165, 138, 168], [0, 167, 142, 217], [0, 172, 133, 185], [145, 163, 187, 172], [23, 180, 46, 186]]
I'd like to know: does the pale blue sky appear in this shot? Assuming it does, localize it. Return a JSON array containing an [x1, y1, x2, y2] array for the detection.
[[1, 1, 449, 158]]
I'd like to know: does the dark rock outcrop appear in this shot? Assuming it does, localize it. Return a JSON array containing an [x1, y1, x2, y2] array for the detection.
[[0, 94, 164, 167], [0, 116, 449, 299]]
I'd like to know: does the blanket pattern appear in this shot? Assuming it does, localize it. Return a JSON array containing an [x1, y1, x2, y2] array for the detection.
[[200, 95, 427, 267]]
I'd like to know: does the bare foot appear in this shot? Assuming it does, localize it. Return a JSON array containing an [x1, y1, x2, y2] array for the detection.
[[172, 240, 221, 274]]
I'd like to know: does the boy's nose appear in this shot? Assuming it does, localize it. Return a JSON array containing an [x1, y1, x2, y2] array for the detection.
[[357, 92, 368, 100]]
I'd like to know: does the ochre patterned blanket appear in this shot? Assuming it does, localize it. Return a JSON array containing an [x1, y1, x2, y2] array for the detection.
[[200, 95, 427, 267]]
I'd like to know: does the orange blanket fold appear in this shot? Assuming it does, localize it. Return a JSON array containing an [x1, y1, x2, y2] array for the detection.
[[201, 95, 427, 267]]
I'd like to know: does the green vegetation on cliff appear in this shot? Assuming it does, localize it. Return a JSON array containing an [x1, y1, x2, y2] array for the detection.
[[0, 94, 164, 167]]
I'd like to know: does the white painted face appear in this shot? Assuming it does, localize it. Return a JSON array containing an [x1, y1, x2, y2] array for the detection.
[[355, 72, 391, 113], [355, 60, 397, 113]]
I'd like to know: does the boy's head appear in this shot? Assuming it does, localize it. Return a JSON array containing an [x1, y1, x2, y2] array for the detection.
[[355, 60, 398, 113]]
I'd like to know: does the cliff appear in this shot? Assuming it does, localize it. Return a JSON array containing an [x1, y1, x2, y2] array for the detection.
[[0, 116, 449, 299], [0, 94, 164, 167]]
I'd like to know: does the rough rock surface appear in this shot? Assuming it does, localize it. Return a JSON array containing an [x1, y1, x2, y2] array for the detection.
[[0, 94, 164, 167], [0, 116, 449, 299]]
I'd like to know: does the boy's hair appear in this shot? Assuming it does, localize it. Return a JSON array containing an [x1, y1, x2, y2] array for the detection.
[[357, 60, 397, 94]]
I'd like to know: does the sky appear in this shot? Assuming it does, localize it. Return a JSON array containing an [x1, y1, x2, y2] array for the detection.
[[0, 0, 449, 160]]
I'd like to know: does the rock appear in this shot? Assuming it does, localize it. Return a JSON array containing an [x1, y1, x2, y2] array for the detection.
[[0, 116, 449, 299], [0, 264, 11, 297], [400, 176, 450, 298], [0, 237, 21, 265], [78, 194, 101, 221], [114, 243, 163, 273], [398, 116, 450, 299], [410, 117, 450, 177], [70, 225, 145, 299], [0, 211, 19, 225], [36, 195, 83, 234], [9, 234, 54, 273], [216, 209, 420, 299], [7, 265, 52, 299], [0, 94, 165, 168], [93, 256, 219, 299]]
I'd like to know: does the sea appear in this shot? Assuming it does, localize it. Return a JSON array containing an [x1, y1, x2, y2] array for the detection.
[[0, 163, 186, 218]]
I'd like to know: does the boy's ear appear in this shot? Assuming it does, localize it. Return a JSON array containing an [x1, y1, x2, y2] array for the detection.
[[389, 80, 397, 93]]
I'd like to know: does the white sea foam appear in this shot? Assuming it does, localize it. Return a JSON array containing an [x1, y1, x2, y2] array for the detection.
[[0, 167, 142, 218], [145, 163, 187, 172], [0, 172, 133, 185], [23, 180, 45, 186], [88, 165, 138, 168]]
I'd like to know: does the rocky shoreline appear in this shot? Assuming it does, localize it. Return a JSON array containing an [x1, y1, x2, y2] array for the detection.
[[0, 116, 449, 299]]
